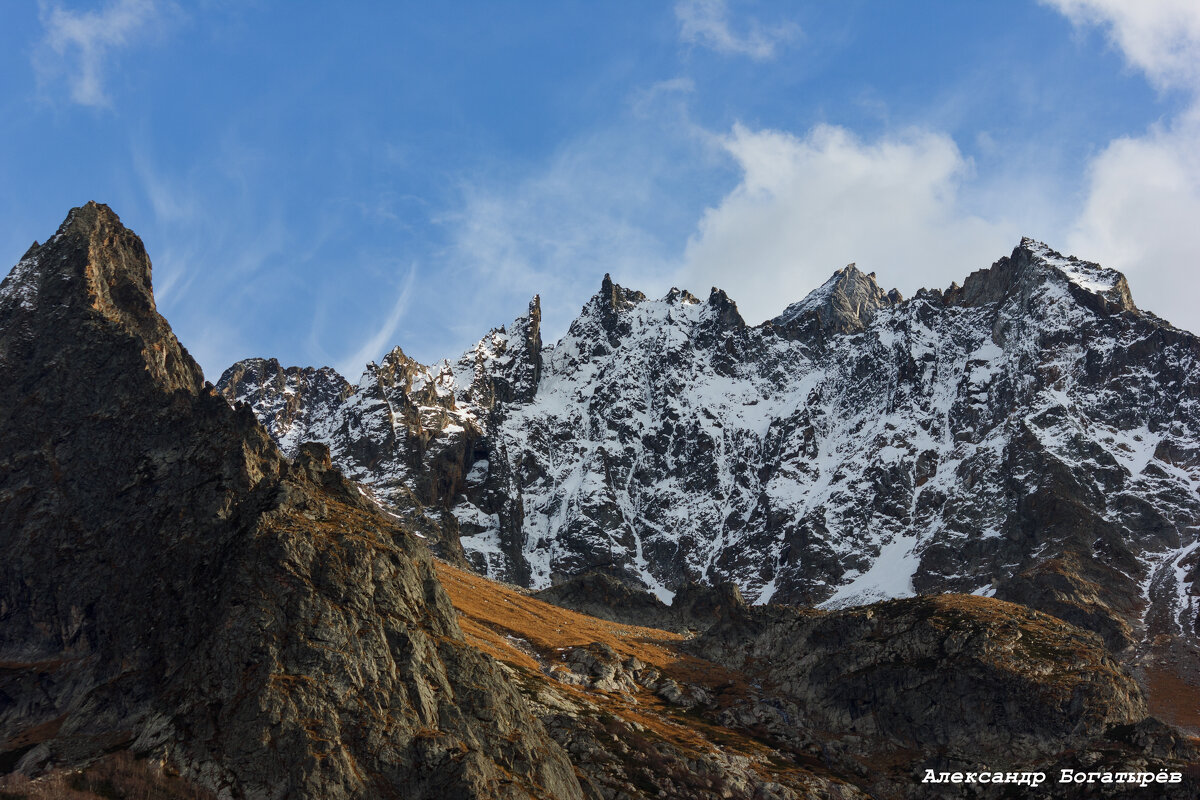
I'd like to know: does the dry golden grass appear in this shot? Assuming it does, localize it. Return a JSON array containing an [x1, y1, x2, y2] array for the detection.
[[1144, 664, 1200, 733], [437, 560, 699, 672], [433, 561, 799, 768]]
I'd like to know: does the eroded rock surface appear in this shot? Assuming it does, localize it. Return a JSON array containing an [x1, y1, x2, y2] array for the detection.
[[0, 204, 581, 800], [692, 594, 1200, 799], [534, 570, 748, 633]]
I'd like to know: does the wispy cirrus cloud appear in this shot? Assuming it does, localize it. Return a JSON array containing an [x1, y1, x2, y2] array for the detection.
[[339, 264, 417, 377], [675, 0, 799, 61], [35, 0, 176, 107], [439, 128, 682, 344]]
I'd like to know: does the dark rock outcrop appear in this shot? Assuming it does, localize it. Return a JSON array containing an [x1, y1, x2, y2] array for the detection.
[[534, 571, 748, 633], [692, 594, 1199, 799], [533, 572, 678, 630], [0, 203, 582, 799]]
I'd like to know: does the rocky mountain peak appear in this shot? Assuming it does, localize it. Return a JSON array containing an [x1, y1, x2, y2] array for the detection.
[[219, 357, 351, 398], [599, 272, 647, 312], [948, 237, 1138, 316], [517, 294, 543, 397], [0, 201, 203, 394], [772, 261, 902, 338], [454, 296, 544, 408], [1, 205, 584, 799], [701, 286, 746, 332], [526, 293, 543, 339], [50, 202, 161, 335], [557, 275, 651, 357], [379, 343, 417, 368], [373, 344, 434, 385], [664, 286, 701, 305]]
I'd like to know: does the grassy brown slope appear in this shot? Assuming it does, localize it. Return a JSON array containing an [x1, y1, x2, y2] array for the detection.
[[435, 560, 763, 700], [435, 561, 687, 668], [1143, 662, 1200, 732], [433, 561, 848, 792]]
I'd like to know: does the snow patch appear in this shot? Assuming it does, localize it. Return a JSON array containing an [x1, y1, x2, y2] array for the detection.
[[819, 536, 921, 609]]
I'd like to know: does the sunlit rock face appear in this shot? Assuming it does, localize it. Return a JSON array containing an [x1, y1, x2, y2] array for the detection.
[[0, 204, 582, 800]]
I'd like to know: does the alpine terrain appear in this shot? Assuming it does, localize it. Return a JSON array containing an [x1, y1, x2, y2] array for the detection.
[[220, 233, 1200, 715], [1, 203, 1196, 800]]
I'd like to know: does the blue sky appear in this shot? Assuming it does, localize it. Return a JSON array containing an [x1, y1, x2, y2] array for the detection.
[[2, 1, 1199, 379]]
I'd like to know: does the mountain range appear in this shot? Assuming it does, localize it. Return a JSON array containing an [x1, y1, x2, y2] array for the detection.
[[1, 203, 1197, 799], [220, 231, 1200, 714]]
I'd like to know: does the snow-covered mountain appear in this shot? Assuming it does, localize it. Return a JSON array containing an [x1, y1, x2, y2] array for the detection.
[[219, 239, 1200, 663]]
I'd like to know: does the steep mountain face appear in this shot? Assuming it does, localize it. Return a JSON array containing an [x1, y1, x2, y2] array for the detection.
[[0, 204, 583, 799], [220, 239, 1200, 683], [217, 299, 550, 571]]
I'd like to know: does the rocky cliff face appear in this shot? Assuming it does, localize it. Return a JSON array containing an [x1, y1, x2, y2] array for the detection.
[[531, 570, 749, 633], [772, 262, 902, 337], [0, 204, 582, 799], [691, 593, 1199, 799], [220, 238, 1200, 679]]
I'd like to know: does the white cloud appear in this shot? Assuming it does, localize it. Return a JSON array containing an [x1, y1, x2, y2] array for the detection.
[[435, 1, 1200, 346], [1066, 109, 1200, 328], [632, 77, 695, 117], [36, 0, 173, 107], [1047, 0, 1200, 333], [678, 123, 1018, 322], [1045, 0, 1200, 91], [675, 0, 798, 60]]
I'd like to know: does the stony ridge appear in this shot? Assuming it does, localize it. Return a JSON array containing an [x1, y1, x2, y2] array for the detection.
[[692, 593, 1199, 799], [0, 203, 581, 799]]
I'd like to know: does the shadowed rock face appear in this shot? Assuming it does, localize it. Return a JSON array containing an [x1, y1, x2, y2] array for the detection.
[[533, 570, 748, 633], [692, 594, 1199, 799], [696, 595, 1148, 752], [0, 203, 582, 800]]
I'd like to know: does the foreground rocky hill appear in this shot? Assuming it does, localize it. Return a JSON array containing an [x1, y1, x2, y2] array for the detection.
[[440, 562, 1200, 800], [0, 204, 580, 799]]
